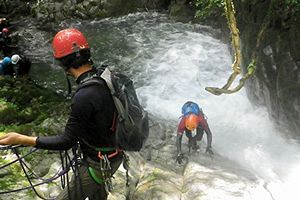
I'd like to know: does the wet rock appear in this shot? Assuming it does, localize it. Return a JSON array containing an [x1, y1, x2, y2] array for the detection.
[[236, 2, 300, 136], [169, 0, 195, 23]]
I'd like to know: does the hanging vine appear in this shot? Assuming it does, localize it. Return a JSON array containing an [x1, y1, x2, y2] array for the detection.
[[205, 0, 272, 95]]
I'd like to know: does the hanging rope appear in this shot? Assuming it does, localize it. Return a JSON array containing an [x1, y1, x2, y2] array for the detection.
[[205, 0, 272, 95]]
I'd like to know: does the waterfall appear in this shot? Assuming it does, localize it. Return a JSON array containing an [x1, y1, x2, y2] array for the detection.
[[30, 12, 300, 199]]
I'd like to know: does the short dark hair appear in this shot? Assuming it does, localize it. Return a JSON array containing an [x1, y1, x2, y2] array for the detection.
[[57, 49, 91, 70]]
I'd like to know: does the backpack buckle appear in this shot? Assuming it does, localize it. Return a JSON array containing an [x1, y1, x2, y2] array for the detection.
[[97, 149, 122, 160]]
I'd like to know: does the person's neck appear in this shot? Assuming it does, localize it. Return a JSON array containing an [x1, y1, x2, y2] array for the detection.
[[68, 64, 93, 79]]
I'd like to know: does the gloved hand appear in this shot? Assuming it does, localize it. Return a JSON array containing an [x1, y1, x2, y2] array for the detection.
[[176, 153, 184, 164], [205, 147, 214, 155]]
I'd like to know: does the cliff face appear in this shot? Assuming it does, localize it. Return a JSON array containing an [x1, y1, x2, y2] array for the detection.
[[235, 1, 300, 136]]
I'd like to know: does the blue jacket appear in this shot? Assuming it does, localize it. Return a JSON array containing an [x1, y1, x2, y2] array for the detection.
[[0, 61, 14, 76]]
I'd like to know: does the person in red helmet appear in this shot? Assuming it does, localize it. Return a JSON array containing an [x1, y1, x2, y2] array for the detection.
[[0, 28, 124, 200], [176, 102, 213, 164], [0, 27, 12, 56], [2, 28, 9, 34]]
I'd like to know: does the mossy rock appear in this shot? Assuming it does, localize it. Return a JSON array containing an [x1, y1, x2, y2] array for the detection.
[[169, 1, 195, 23], [0, 77, 69, 136], [0, 77, 64, 108], [0, 99, 19, 124]]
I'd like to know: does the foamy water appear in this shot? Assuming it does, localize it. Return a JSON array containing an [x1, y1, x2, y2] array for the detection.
[[31, 12, 300, 199]]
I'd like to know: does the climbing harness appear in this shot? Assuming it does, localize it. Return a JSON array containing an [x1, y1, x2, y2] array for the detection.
[[205, 0, 271, 95], [87, 147, 125, 192]]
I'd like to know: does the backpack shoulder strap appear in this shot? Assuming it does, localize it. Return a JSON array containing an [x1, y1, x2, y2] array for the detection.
[[100, 67, 116, 95], [76, 77, 104, 92], [76, 68, 103, 92], [100, 67, 127, 120]]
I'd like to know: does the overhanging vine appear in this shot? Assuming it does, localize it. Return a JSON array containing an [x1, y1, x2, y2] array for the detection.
[[205, 0, 271, 95]]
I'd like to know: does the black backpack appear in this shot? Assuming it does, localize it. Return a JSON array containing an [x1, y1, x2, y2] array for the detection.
[[78, 67, 149, 151]]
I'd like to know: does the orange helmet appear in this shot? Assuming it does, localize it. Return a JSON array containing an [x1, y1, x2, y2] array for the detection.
[[52, 28, 89, 59], [185, 114, 199, 131]]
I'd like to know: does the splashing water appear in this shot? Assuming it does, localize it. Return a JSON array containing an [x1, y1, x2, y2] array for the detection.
[[104, 13, 300, 199], [31, 12, 300, 199]]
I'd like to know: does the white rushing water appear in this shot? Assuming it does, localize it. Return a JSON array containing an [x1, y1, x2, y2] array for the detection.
[[33, 12, 300, 199], [104, 13, 300, 200]]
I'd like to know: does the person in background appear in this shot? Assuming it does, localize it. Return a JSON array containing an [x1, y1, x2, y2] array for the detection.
[[0, 18, 10, 31], [11, 54, 31, 77], [0, 56, 14, 76], [0, 28, 125, 200], [176, 101, 213, 164], [0, 28, 12, 56]]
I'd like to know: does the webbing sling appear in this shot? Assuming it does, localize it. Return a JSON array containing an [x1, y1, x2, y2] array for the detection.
[[88, 167, 104, 185]]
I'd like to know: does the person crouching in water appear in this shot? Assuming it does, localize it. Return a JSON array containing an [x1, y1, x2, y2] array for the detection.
[[176, 101, 213, 164]]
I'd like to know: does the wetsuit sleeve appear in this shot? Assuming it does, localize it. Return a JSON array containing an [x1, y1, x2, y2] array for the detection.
[[176, 117, 185, 155], [35, 133, 76, 150], [176, 134, 183, 155], [35, 115, 79, 150], [35, 91, 92, 150], [198, 114, 212, 148], [177, 117, 185, 135]]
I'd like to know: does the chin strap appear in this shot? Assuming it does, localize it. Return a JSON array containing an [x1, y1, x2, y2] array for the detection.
[[65, 72, 72, 97], [63, 62, 96, 97]]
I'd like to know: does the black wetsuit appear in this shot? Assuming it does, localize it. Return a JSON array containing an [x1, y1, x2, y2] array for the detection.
[[1, 62, 15, 76], [36, 68, 123, 200], [0, 33, 12, 56], [15, 55, 31, 76], [36, 69, 116, 159]]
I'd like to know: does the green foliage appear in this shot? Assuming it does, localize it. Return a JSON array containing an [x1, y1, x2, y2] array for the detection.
[[0, 99, 19, 124], [285, 0, 300, 5], [0, 148, 51, 198], [194, 0, 300, 20], [194, 0, 224, 20], [0, 156, 29, 190], [0, 77, 69, 135], [284, 0, 300, 15]]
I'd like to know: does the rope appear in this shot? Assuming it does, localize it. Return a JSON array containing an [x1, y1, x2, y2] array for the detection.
[[0, 167, 70, 195], [0, 147, 60, 182], [0, 144, 24, 150], [0, 146, 78, 198], [0, 147, 38, 170], [13, 148, 53, 200], [205, 0, 272, 95]]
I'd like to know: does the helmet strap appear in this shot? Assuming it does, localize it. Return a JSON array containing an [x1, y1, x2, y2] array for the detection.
[[65, 72, 72, 97]]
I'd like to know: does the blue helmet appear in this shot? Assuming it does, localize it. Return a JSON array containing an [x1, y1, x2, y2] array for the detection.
[[181, 101, 202, 116], [2, 57, 11, 66]]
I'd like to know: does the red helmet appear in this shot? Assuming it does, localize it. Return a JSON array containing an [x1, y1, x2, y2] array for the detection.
[[52, 28, 89, 59], [185, 114, 199, 131], [2, 28, 9, 34]]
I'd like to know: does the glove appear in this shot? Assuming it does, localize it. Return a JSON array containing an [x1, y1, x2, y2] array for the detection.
[[176, 153, 184, 164], [205, 147, 214, 155]]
